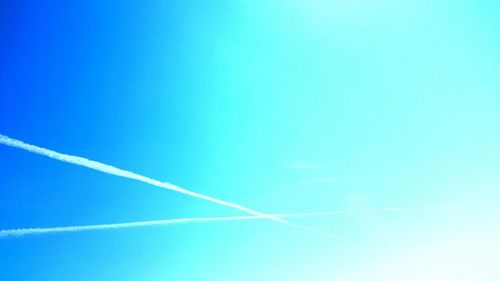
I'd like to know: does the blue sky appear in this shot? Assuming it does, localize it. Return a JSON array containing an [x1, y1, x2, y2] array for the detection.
[[1, 1, 499, 280]]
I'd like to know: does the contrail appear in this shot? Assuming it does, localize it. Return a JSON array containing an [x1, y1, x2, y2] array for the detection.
[[0, 134, 333, 238], [0, 216, 259, 238], [0, 207, 457, 238]]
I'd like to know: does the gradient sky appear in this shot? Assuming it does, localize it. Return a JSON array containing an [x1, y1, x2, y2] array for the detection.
[[1, 1, 499, 280]]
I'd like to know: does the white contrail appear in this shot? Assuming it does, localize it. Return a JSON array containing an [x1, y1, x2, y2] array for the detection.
[[0, 216, 257, 238], [0, 206, 457, 238], [0, 134, 334, 238]]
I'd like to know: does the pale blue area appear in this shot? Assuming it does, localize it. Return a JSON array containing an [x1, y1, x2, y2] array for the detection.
[[1, 1, 499, 280]]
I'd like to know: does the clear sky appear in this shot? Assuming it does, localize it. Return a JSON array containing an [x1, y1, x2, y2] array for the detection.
[[1, 1, 499, 280]]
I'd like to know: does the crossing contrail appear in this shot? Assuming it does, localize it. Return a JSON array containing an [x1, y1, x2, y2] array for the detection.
[[0, 207, 457, 238], [0, 134, 335, 238], [0, 216, 259, 238]]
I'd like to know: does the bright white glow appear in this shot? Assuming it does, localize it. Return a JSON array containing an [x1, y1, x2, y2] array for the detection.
[[335, 233, 500, 281]]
